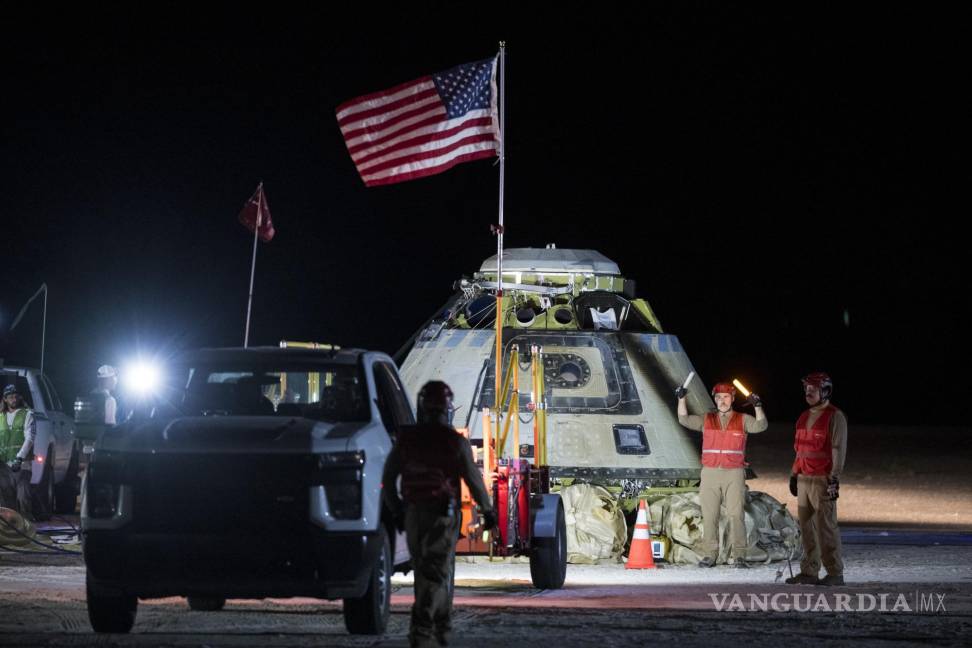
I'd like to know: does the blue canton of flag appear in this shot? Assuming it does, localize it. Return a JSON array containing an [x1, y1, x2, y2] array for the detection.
[[433, 60, 495, 119]]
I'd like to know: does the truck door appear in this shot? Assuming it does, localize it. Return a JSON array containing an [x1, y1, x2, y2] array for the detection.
[[37, 373, 74, 478], [371, 361, 415, 566], [372, 362, 415, 437]]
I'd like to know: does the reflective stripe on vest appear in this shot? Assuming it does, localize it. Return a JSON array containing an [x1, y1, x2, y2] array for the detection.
[[701, 412, 747, 469], [0, 408, 28, 462], [792, 405, 836, 476]]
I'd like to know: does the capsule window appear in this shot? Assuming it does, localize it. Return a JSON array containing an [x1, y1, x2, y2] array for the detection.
[[613, 424, 650, 455]]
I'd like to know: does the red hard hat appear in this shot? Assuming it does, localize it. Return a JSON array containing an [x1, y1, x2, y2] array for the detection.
[[802, 372, 833, 399], [417, 380, 454, 415], [711, 382, 736, 399]]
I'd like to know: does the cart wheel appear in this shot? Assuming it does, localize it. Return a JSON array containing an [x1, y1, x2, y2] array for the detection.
[[530, 499, 567, 589]]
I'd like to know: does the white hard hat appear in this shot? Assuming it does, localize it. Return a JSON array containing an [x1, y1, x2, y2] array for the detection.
[[97, 364, 117, 379]]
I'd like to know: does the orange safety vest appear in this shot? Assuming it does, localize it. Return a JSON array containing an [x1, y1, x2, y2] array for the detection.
[[792, 404, 837, 476], [701, 412, 747, 469], [398, 423, 463, 505]]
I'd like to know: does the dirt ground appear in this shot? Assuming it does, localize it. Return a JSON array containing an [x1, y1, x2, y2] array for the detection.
[[1, 423, 970, 646], [2, 536, 971, 647], [746, 423, 972, 529]]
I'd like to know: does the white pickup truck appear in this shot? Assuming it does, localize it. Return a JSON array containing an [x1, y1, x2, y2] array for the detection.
[[0, 365, 81, 519], [82, 346, 414, 635]]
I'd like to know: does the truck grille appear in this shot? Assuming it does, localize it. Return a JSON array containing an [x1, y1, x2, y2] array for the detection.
[[129, 454, 314, 534]]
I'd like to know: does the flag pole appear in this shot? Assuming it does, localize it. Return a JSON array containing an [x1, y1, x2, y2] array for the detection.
[[494, 42, 506, 458], [41, 286, 47, 374], [10, 283, 47, 373], [243, 183, 262, 348]]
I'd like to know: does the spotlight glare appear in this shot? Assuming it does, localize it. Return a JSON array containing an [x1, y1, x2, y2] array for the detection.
[[124, 361, 161, 395]]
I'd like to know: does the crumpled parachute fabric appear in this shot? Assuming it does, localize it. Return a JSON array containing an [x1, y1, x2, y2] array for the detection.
[[560, 484, 628, 563], [648, 490, 801, 564], [560, 485, 801, 565]]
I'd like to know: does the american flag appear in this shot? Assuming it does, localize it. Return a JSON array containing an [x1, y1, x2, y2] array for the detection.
[[336, 58, 500, 187]]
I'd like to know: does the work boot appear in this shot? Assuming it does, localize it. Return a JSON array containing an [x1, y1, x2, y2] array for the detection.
[[818, 573, 845, 586], [698, 556, 716, 568], [409, 629, 439, 648], [410, 635, 439, 648], [784, 573, 820, 585], [730, 558, 749, 569], [435, 627, 452, 646]]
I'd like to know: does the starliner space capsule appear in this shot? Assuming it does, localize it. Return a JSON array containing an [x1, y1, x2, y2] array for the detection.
[[398, 245, 712, 498]]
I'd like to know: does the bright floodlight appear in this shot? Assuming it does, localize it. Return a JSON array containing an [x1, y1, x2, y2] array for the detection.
[[124, 361, 161, 395]]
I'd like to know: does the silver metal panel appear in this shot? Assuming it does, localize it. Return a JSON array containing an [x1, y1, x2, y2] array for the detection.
[[400, 330, 707, 479], [479, 248, 621, 275], [399, 329, 495, 429]]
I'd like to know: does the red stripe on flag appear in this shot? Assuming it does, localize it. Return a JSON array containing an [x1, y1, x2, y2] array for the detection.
[[346, 113, 448, 157], [363, 149, 498, 187], [359, 133, 497, 178], [335, 76, 434, 116], [337, 86, 439, 131], [341, 101, 445, 144], [353, 116, 496, 167]]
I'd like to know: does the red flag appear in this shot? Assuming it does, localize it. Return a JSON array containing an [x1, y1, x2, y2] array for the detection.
[[238, 183, 275, 242]]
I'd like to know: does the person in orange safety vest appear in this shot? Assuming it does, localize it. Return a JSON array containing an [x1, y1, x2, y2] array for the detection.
[[677, 382, 767, 567], [785, 372, 847, 586]]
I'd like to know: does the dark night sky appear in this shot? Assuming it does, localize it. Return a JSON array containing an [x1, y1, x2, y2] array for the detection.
[[1, 7, 967, 425]]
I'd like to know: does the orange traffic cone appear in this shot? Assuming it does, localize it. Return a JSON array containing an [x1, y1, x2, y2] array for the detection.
[[625, 499, 657, 569]]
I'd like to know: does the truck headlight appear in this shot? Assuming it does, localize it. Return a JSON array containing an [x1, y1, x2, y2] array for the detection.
[[316, 451, 364, 519], [318, 450, 365, 468], [86, 453, 124, 519], [326, 483, 362, 519], [89, 483, 119, 519]]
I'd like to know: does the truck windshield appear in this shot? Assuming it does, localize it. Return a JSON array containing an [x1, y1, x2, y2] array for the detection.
[[179, 363, 369, 422]]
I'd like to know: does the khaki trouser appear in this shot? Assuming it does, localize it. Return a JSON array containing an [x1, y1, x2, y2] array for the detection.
[[405, 504, 459, 648], [797, 475, 843, 577], [699, 466, 747, 561]]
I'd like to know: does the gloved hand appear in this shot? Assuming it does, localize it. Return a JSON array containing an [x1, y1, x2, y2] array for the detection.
[[789, 474, 798, 497], [8, 457, 22, 473], [827, 477, 840, 501], [746, 393, 762, 408], [481, 508, 498, 531], [675, 386, 688, 400]]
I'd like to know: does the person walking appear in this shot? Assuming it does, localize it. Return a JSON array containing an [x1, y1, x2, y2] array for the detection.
[[382, 380, 496, 647]]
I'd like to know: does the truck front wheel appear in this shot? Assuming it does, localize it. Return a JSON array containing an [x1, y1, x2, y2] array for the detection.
[[86, 576, 137, 633], [343, 526, 391, 635]]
